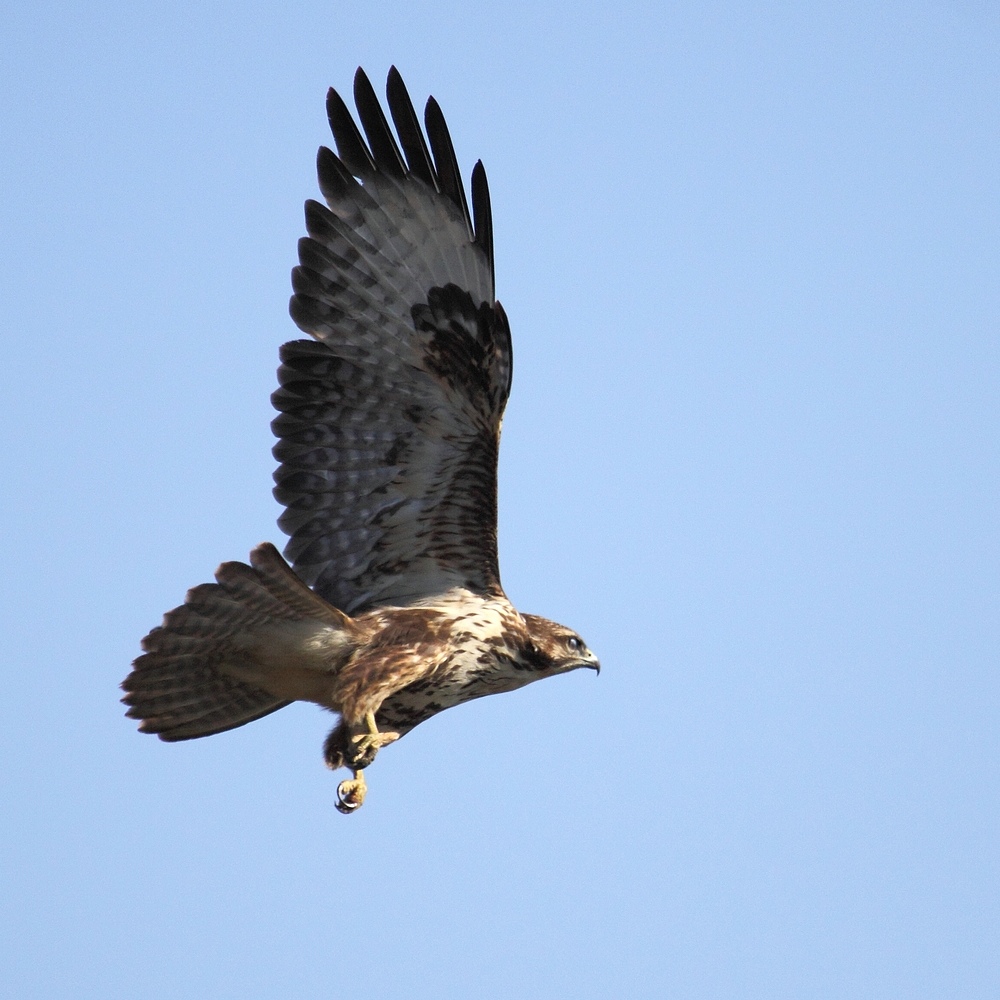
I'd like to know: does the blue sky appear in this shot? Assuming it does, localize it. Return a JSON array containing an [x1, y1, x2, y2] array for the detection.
[[3, 2, 998, 997]]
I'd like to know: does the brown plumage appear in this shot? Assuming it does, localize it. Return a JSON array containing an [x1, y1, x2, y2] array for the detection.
[[122, 68, 598, 813]]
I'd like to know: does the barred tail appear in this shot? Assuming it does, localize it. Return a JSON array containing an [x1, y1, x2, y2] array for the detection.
[[122, 542, 345, 742]]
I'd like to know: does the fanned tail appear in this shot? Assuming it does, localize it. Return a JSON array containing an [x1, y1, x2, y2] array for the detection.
[[122, 542, 346, 742]]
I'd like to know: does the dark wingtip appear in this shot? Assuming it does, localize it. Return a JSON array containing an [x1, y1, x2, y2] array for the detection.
[[316, 146, 352, 203], [354, 66, 406, 178], [326, 84, 375, 177], [424, 95, 473, 239], [386, 66, 437, 188], [471, 159, 494, 292]]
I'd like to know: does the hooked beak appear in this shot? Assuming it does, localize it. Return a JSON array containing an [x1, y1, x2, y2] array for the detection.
[[559, 649, 600, 676]]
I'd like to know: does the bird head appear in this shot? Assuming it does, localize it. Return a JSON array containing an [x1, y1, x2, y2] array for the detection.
[[519, 614, 600, 676]]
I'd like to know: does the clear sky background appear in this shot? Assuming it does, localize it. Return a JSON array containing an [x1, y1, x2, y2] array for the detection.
[[2, 2, 998, 997]]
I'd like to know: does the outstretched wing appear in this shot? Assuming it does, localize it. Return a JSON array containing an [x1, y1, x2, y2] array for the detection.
[[272, 68, 513, 615]]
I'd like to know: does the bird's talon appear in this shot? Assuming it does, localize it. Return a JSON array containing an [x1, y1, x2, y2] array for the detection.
[[336, 773, 367, 814]]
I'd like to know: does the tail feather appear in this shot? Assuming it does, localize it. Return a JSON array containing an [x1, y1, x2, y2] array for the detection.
[[123, 542, 345, 742], [247, 543, 346, 621]]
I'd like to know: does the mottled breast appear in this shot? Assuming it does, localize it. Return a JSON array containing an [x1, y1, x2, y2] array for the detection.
[[374, 592, 530, 733]]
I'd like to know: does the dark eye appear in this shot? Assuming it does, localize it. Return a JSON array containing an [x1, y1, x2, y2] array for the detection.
[[566, 636, 583, 652]]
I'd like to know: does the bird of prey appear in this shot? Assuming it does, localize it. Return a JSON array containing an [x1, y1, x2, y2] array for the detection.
[[122, 68, 599, 813]]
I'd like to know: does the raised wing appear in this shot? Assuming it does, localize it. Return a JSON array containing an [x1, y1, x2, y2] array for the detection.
[[272, 68, 512, 615]]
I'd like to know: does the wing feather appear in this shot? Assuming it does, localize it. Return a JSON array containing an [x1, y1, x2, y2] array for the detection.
[[386, 66, 438, 189], [353, 67, 407, 179], [325, 87, 376, 177], [424, 96, 473, 240], [276, 69, 508, 614], [471, 160, 495, 291]]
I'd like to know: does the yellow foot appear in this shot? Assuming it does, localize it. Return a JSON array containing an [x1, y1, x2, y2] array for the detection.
[[347, 711, 400, 769], [336, 770, 367, 815]]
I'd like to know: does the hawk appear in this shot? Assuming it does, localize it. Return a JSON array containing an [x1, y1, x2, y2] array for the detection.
[[122, 68, 599, 813]]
